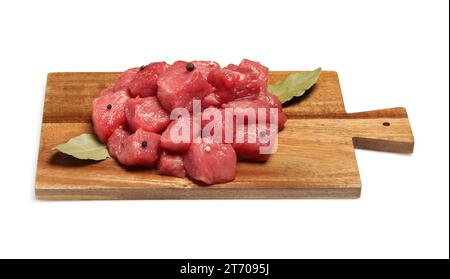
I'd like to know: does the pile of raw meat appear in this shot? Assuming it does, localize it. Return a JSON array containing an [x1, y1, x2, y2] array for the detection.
[[92, 59, 287, 185]]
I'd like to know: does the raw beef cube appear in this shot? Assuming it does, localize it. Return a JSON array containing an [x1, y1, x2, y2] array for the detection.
[[192, 60, 220, 79], [125, 96, 170, 133], [200, 107, 234, 143], [160, 114, 196, 153], [207, 59, 269, 103], [107, 126, 130, 158], [258, 91, 282, 109], [257, 91, 287, 130], [157, 151, 186, 178], [232, 124, 278, 162], [207, 68, 243, 103], [201, 107, 280, 161], [92, 90, 129, 143], [127, 62, 169, 97], [184, 142, 236, 185], [239, 58, 269, 86], [116, 129, 160, 167], [114, 67, 140, 92], [222, 91, 287, 130], [222, 98, 267, 124], [157, 61, 215, 112], [202, 92, 222, 108]]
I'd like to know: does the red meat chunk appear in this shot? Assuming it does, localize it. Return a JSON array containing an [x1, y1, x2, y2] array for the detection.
[[239, 58, 269, 85], [201, 106, 281, 161], [92, 90, 129, 143], [201, 91, 286, 145], [157, 61, 215, 112], [232, 124, 278, 162], [160, 114, 197, 153], [192, 60, 220, 79], [116, 129, 160, 167], [114, 67, 139, 92], [222, 91, 287, 130], [202, 92, 222, 108], [112, 63, 168, 97], [157, 151, 186, 178], [127, 62, 169, 97], [107, 126, 130, 158], [184, 141, 237, 185], [258, 91, 287, 130], [125, 96, 170, 133], [200, 107, 234, 143], [258, 91, 283, 109], [207, 59, 269, 103]]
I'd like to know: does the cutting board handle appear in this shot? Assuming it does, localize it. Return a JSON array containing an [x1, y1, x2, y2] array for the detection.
[[346, 107, 414, 153]]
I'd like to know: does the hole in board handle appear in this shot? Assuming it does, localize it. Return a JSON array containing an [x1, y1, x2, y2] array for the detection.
[[383, 122, 391, 127]]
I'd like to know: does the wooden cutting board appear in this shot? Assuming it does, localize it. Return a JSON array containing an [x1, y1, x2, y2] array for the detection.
[[35, 71, 414, 200]]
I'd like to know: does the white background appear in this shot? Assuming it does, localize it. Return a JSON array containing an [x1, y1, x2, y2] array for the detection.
[[0, 0, 448, 259]]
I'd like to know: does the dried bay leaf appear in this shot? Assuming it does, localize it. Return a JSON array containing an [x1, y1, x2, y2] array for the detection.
[[268, 68, 321, 103], [53, 134, 110, 161]]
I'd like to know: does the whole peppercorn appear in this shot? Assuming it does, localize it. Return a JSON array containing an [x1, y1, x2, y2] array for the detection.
[[186, 62, 195, 72]]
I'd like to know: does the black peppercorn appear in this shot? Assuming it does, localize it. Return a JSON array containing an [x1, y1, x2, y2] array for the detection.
[[141, 141, 148, 148], [106, 104, 112, 110], [139, 65, 146, 71], [186, 62, 195, 72]]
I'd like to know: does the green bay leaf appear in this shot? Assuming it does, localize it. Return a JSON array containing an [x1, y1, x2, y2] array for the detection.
[[268, 68, 322, 103], [53, 133, 110, 161]]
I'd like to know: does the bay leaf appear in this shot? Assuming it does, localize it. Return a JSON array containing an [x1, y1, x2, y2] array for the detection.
[[268, 68, 322, 103], [53, 134, 110, 160]]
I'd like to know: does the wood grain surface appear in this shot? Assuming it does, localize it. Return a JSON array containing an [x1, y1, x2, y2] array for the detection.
[[35, 71, 414, 200]]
